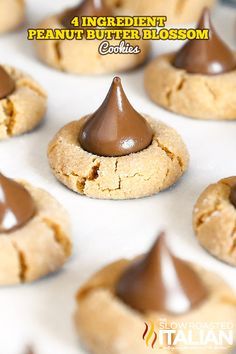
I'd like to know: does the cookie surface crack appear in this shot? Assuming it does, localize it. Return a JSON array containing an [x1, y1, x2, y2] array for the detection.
[[155, 138, 184, 173], [229, 218, 236, 255], [176, 77, 186, 92], [177, 156, 184, 170], [195, 201, 222, 229], [166, 75, 186, 106], [204, 81, 217, 101], [18, 79, 47, 98], [127, 172, 151, 180], [155, 138, 174, 161], [163, 168, 170, 184], [88, 162, 100, 180], [48, 142, 59, 155], [115, 160, 121, 189], [175, 0, 187, 15], [43, 218, 71, 257], [77, 161, 101, 193], [166, 88, 173, 106], [53, 160, 102, 194], [77, 177, 86, 194], [54, 41, 62, 68], [11, 241, 27, 282], [3, 98, 16, 136]]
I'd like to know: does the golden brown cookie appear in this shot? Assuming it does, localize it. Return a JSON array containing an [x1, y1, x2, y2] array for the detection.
[[48, 77, 188, 200], [75, 253, 236, 354], [193, 177, 236, 266], [105, 0, 215, 24], [144, 53, 236, 120], [35, 14, 149, 75], [145, 9, 236, 120], [0, 65, 47, 139], [47, 116, 189, 200], [0, 176, 72, 285], [0, 0, 25, 34]]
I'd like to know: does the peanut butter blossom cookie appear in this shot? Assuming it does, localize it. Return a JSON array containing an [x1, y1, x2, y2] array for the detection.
[[35, 0, 149, 75], [0, 173, 71, 285], [0, 0, 25, 34], [193, 177, 236, 266], [75, 233, 236, 354], [145, 8, 236, 120], [104, 0, 215, 25], [0, 65, 47, 139], [105, 0, 215, 24], [48, 77, 189, 199]]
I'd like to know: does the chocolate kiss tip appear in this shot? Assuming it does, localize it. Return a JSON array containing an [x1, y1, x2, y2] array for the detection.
[[150, 231, 166, 250], [113, 76, 121, 84], [0, 173, 35, 233], [173, 7, 236, 75], [78, 77, 153, 157], [116, 232, 207, 314], [198, 7, 211, 27], [60, 0, 112, 28], [201, 6, 210, 17]]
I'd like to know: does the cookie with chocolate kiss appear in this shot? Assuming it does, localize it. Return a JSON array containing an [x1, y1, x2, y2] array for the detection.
[[0, 172, 71, 285], [34, 0, 149, 74], [0, 65, 47, 140], [116, 233, 207, 314], [75, 232, 236, 354], [48, 77, 189, 199], [173, 8, 236, 75], [145, 8, 236, 120], [103, 0, 216, 25], [60, 0, 112, 29], [193, 176, 236, 266]]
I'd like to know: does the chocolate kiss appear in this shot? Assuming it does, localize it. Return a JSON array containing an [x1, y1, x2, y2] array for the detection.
[[61, 0, 112, 29], [0, 173, 35, 233], [0, 66, 15, 99], [79, 77, 153, 157], [116, 233, 207, 314], [173, 8, 236, 75], [229, 184, 236, 208]]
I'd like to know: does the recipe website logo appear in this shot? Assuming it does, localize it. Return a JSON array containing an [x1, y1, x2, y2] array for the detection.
[[142, 319, 234, 350]]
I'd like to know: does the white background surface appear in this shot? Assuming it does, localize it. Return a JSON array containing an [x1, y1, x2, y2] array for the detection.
[[0, 1, 236, 353]]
